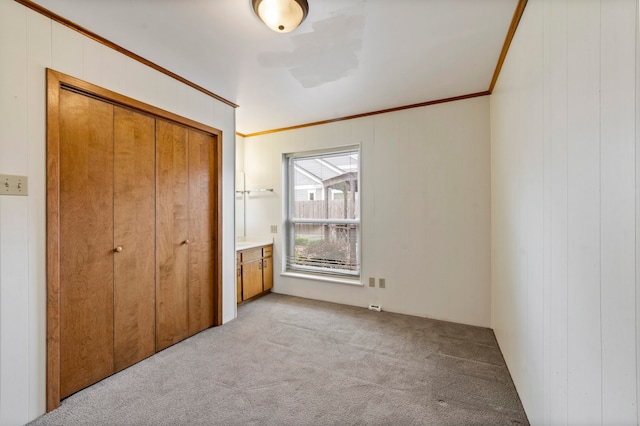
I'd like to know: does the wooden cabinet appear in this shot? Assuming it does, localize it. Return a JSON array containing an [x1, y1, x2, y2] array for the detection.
[[262, 245, 273, 291], [237, 245, 273, 303], [263, 256, 273, 291], [236, 253, 242, 302]]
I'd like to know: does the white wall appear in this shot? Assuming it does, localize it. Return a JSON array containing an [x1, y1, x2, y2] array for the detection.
[[241, 96, 491, 328], [0, 1, 237, 424], [236, 135, 246, 238], [490, 0, 638, 424]]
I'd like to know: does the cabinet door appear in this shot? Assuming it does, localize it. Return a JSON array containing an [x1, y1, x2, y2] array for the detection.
[[156, 119, 190, 351], [59, 89, 115, 398], [113, 106, 156, 372], [263, 257, 273, 291], [242, 261, 264, 300], [236, 253, 242, 302], [237, 265, 243, 302], [187, 129, 216, 335]]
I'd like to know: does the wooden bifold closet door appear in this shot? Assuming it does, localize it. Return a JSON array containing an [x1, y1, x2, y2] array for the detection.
[[186, 129, 216, 336], [112, 107, 156, 373], [59, 89, 115, 398], [57, 89, 216, 399], [47, 69, 222, 411], [155, 120, 190, 350], [59, 89, 156, 397], [155, 120, 215, 351]]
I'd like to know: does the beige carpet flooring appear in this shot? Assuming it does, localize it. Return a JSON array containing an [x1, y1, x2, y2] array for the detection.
[[30, 293, 529, 425]]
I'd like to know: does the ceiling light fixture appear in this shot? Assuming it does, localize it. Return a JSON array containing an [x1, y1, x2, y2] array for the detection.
[[252, 0, 309, 33]]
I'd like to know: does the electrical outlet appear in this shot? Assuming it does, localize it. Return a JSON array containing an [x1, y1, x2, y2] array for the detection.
[[270, 225, 277, 233], [379, 278, 386, 289], [369, 277, 375, 287]]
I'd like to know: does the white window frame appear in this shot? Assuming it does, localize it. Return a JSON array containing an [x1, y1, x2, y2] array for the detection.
[[284, 145, 361, 280]]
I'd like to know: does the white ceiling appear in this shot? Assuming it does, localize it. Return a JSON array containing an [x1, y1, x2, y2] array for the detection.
[[29, 0, 518, 135]]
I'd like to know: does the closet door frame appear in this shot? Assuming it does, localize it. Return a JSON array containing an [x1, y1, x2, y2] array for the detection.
[[46, 69, 223, 411]]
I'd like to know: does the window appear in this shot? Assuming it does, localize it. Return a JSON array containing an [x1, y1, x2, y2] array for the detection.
[[285, 146, 360, 279]]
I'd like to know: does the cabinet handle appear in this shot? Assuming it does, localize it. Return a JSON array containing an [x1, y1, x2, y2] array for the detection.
[[237, 268, 241, 277], [259, 262, 262, 270], [114, 246, 123, 253], [183, 239, 190, 245]]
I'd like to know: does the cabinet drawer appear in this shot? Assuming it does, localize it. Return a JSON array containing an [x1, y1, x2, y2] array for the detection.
[[241, 247, 262, 263], [262, 245, 272, 258]]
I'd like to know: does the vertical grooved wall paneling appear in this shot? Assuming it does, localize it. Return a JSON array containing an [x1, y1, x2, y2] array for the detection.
[[0, 1, 30, 424], [491, 0, 639, 423], [566, 0, 602, 422], [546, 0, 569, 423], [26, 7, 51, 421], [636, 0, 640, 423], [637, 1, 640, 423], [600, 0, 637, 423]]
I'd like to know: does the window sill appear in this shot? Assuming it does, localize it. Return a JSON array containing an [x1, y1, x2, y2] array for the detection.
[[280, 272, 363, 287]]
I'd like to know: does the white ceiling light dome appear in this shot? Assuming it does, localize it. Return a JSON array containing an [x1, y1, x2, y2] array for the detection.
[[252, 0, 309, 33]]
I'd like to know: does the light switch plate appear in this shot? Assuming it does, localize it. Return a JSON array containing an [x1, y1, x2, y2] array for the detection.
[[1, 174, 28, 196]]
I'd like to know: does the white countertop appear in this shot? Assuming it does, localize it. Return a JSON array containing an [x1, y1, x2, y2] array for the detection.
[[235, 239, 273, 251]]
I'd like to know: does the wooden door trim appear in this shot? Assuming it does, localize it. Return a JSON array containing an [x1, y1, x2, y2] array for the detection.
[[46, 68, 62, 412], [46, 68, 224, 411], [214, 126, 223, 327], [51, 71, 223, 135]]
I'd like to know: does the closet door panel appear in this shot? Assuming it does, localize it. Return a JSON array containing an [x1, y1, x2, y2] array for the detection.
[[59, 89, 114, 398], [113, 107, 156, 371], [187, 130, 216, 335], [156, 119, 189, 351]]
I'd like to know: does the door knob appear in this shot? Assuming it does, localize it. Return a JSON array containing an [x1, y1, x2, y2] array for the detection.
[[114, 246, 123, 253], [183, 239, 190, 245]]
